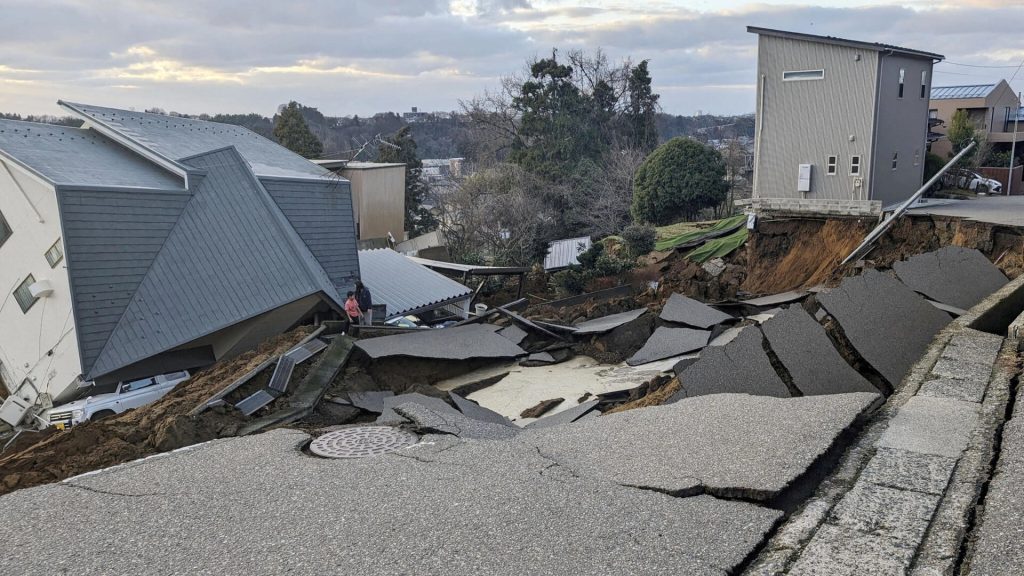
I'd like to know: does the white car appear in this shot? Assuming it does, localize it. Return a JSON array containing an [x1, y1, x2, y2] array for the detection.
[[955, 170, 1002, 194], [44, 371, 190, 430]]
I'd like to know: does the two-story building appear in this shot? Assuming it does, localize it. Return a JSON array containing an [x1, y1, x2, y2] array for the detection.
[[0, 102, 359, 422], [748, 27, 944, 211], [929, 81, 1024, 159]]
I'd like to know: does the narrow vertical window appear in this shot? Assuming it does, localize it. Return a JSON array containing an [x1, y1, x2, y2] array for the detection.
[[0, 210, 10, 248], [826, 155, 838, 175], [892, 152, 899, 170], [45, 238, 64, 268], [851, 155, 862, 176], [914, 149, 921, 166], [898, 68, 905, 98], [920, 70, 927, 98]]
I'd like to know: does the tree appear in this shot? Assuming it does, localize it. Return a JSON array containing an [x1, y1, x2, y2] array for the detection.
[[273, 101, 323, 158], [946, 109, 978, 162], [377, 126, 438, 236], [624, 60, 659, 153], [632, 137, 729, 225]]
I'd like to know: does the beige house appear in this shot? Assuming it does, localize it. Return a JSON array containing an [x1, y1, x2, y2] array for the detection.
[[316, 160, 406, 241], [929, 81, 1023, 159]]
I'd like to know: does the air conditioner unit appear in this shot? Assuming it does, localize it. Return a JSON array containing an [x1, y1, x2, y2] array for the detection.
[[29, 279, 53, 298], [0, 395, 32, 427]]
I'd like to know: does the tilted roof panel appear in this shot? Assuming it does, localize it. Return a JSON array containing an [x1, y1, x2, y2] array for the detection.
[[358, 248, 472, 318]]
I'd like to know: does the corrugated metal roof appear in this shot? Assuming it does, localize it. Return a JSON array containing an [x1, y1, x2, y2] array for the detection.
[[60, 101, 331, 180], [930, 85, 996, 100], [86, 146, 342, 378], [0, 118, 183, 189], [358, 248, 472, 318], [544, 236, 592, 270]]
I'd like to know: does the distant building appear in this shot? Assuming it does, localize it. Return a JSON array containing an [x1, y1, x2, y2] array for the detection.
[[315, 160, 406, 242], [402, 107, 430, 123], [748, 27, 943, 210], [0, 102, 359, 420], [929, 81, 1024, 159]]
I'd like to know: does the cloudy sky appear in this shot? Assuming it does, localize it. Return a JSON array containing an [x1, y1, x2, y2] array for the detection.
[[2, 0, 1024, 118]]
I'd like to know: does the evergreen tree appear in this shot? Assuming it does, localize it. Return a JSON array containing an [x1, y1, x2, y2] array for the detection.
[[632, 137, 728, 224], [625, 60, 660, 153], [378, 126, 438, 236], [273, 101, 323, 158]]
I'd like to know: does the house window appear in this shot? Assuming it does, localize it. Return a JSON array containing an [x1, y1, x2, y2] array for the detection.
[[898, 68, 905, 98], [914, 149, 921, 166], [13, 274, 37, 313], [920, 70, 928, 98], [783, 69, 825, 81], [892, 152, 899, 170], [0, 210, 10, 248], [929, 109, 938, 119], [851, 156, 862, 176], [45, 239, 63, 268], [826, 155, 838, 175]]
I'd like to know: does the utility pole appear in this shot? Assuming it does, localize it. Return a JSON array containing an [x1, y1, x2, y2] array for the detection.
[[1009, 92, 1020, 196]]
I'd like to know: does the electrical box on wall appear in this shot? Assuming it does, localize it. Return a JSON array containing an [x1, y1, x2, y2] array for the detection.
[[797, 163, 812, 192]]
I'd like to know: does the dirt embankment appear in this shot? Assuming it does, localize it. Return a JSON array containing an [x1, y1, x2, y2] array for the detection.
[[0, 327, 314, 496]]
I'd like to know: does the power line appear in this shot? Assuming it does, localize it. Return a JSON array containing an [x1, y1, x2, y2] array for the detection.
[[939, 61, 1023, 69]]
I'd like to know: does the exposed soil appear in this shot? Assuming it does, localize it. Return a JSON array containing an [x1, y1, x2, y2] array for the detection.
[[604, 377, 682, 415], [0, 327, 315, 496]]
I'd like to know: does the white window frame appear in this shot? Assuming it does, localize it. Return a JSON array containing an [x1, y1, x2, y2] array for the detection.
[[898, 68, 905, 98], [914, 149, 921, 167], [850, 155, 862, 176], [13, 274, 37, 314], [892, 152, 899, 171], [782, 69, 825, 82], [45, 238, 63, 268], [826, 155, 838, 176], [920, 70, 928, 99]]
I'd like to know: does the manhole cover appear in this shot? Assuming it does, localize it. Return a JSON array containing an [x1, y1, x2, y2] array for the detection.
[[309, 426, 418, 459]]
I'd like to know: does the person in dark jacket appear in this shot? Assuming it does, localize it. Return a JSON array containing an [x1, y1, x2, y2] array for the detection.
[[354, 281, 373, 325]]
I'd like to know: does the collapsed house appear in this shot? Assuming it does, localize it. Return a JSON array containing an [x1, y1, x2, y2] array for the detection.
[[0, 102, 359, 425]]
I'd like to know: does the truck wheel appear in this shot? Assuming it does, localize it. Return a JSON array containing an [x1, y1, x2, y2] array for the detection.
[[90, 410, 116, 422]]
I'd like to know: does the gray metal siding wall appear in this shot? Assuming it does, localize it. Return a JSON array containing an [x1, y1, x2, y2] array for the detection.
[[88, 148, 331, 378], [57, 187, 191, 373], [754, 35, 878, 200], [262, 177, 359, 288], [871, 54, 935, 207]]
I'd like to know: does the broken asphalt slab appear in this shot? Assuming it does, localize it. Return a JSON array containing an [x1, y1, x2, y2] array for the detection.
[[394, 403, 519, 440], [669, 326, 790, 401], [572, 308, 648, 334], [496, 324, 528, 345], [524, 400, 600, 430], [660, 293, 734, 329], [2, 429, 782, 575], [355, 323, 527, 361], [626, 326, 710, 366], [522, 392, 880, 501], [818, 269, 951, 388], [760, 306, 878, 396], [448, 392, 515, 427], [893, 246, 1008, 311]]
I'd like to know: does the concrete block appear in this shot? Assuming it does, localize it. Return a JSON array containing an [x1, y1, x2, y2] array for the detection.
[[876, 396, 980, 458], [918, 377, 987, 403], [789, 524, 914, 576], [828, 483, 940, 550], [859, 447, 958, 495]]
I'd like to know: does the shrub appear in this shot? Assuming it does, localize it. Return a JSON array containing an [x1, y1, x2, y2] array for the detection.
[[632, 137, 729, 225], [621, 223, 656, 257]]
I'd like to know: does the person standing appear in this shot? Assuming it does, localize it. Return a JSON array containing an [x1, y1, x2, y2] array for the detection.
[[355, 281, 373, 325], [343, 291, 362, 334]]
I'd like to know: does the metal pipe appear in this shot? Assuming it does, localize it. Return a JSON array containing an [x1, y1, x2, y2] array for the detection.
[[841, 141, 976, 266]]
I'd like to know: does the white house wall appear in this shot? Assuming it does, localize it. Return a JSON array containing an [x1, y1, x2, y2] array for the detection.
[[0, 159, 82, 403]]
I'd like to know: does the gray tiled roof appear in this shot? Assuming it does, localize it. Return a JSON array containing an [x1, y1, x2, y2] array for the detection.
[[0, 118, 182, 189], [930, 85, 996, 100], [60, 101, 331, 180], [85, 146, 343, 379], [358, 248, 472, 318]]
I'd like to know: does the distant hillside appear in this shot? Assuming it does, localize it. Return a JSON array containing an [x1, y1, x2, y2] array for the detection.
[[0, 107, 755, 160]]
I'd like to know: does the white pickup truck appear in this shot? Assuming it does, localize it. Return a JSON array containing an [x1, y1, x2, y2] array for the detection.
[[44, 371, 190, 430]]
